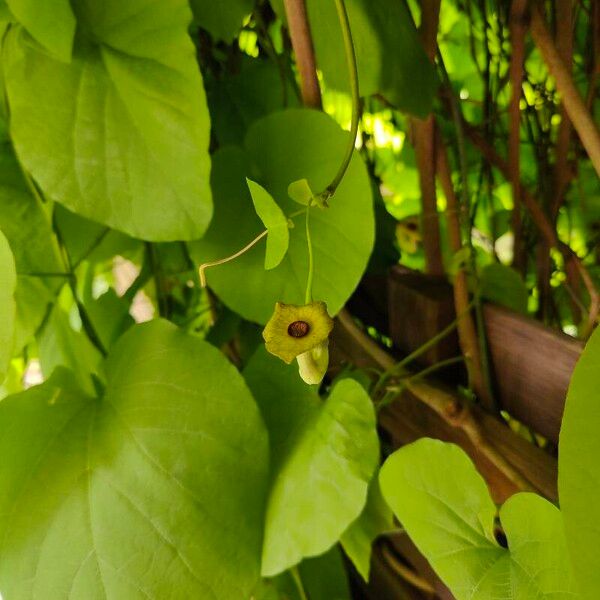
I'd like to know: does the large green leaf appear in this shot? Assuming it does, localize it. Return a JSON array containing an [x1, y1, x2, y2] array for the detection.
[[5, 0, 76, 61], [191, 109, 374, 324], [190, 0, 253, 42], [4, 0, 212, 241], [206, 57, 299, 147], [271, 0, 437, 117], [0, 320, 269, 599], [244, 346, 379, 576], [0, 229, 16, 380], [559, 326, 600, 597], [380, 438, 577, 600]]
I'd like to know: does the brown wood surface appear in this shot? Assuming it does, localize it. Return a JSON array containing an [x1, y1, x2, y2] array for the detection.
[[387, 265, 583, 442], [483, 303, 583, 442]]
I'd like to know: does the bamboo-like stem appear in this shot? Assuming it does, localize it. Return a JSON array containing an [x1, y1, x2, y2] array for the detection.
[[337, 309, 536, 493], [530, 2, 600, 177], [464, 123, 600, 335], [283, 0, 322, 108], [413, 0, 443, 276], [508, 0, 528, 274], [436, 129, 490, 405]]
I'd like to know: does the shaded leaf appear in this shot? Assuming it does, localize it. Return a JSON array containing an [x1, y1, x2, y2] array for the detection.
[[0, 320, 269, 599], [244, 346, 379, 576], [190, 0, 254, 42], [480, 263, 528, 314], [190, 109, 374, 324], [0, 229, 16, 380], [341, 476, 393, 581]]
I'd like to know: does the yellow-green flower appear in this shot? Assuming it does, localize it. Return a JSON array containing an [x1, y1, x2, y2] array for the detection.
[[262, 301, 334, 364]]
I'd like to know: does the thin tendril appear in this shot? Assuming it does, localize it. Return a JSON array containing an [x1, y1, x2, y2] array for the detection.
[[199, 230, 268, 287], [323, 0, 360, 199]]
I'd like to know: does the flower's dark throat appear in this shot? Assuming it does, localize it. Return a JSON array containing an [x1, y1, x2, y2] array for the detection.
[[287, 321, 310, 338]]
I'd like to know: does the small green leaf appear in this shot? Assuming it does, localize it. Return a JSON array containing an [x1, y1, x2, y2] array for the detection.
[[247, 178, 290, 270], [480, 263, 529, 314], [288, 178, 315, 206], [6, 0, 76, 62], [0, 229, 16, 381], [560, 326, 600, 597], [190, 0, 254, 42], [0, 320, 269, 598], [244, 347, 379, 577], [380, 438, 577, 600], [341, 476, 393, 581]]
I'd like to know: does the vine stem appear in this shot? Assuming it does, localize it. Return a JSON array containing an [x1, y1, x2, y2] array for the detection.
[[290, 565, 309, 600], [199, 230, 267, 288], [372, 300, 474, 398], [304, 203, 314, 303], [323, 0, 360, 199]]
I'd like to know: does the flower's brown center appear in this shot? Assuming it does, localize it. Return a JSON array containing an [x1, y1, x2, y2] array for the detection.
[[287, 320, 310, 338]]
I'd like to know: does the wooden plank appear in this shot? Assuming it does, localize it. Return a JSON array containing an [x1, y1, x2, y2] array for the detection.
[[386, 265, 582, 442], [388, 266, 460, 368], [483, 303, 583, 442]]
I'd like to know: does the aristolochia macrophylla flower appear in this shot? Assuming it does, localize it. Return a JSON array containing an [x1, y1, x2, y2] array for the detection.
[[297, 341, 330, 385], [262, 301, 334, 364]]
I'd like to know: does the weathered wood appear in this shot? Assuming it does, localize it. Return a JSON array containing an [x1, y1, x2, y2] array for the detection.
[[387, 265, 583, 442], [483, 303, 582, 442], [388, 266, 460, 367]]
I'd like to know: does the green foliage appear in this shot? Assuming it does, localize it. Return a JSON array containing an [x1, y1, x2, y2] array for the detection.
[[559, 326, 600, 597], [4, 0, 212, 241], [271, 0, 438, 116], [0, 320, 269, 599], [247, 178, 290, 270], [340, 477, 393, 581], [190, 109, 374, 324], [0, 229, 16, 380], [191, 0, 253, 42], [244, 347, 379, 576], [380, 438, 577, 599], [5, 0, 76, 61], [479, 263, 529, 314]]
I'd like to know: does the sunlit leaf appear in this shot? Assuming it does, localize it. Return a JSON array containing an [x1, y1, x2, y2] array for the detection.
[[0, 229, 16, 381], [247, 178, 290, 270], [380, 438, 577, 600]]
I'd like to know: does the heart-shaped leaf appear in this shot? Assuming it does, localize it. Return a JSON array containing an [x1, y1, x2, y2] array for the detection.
[[0, 320, 269, 599], [244, 347, 379, 576], [190, 109, 374, 324], [247, 178, 290, 270], [4, 0, 212, 241], [380, 438, 577, 600]]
